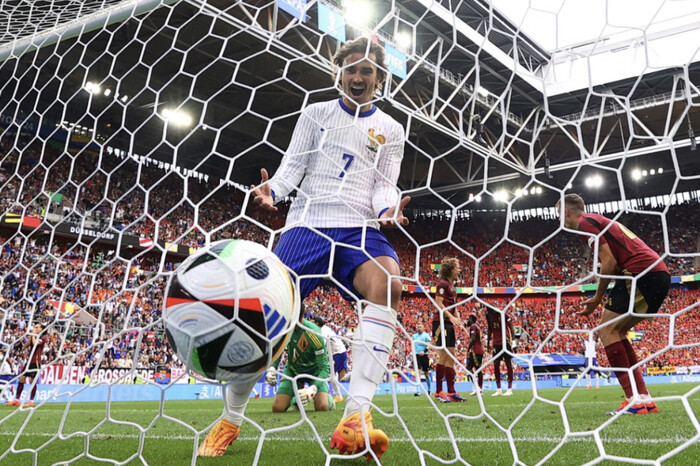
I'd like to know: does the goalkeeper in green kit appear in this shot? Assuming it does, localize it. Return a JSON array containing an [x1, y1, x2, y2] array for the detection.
[[266, 315, 334, 412]]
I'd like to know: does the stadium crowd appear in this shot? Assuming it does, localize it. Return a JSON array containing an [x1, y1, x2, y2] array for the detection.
[[0, 140, 698, 383]]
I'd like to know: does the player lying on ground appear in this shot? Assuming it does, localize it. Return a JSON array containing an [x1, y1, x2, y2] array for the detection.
[[559, 193, 669, 415]]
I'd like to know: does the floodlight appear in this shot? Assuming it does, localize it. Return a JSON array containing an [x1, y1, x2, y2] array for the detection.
[[344, 1, 372, 27], [395, 31, 412, 49], [161, 108, 193, 127], [632, 169, 642, 180]]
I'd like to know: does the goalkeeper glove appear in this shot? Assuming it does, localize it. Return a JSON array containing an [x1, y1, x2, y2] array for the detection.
[[298, 385, 318, 407], [265, 366, 277, 386]]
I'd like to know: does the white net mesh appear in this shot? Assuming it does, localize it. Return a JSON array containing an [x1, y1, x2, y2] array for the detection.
[[0, 0, 699, 464]]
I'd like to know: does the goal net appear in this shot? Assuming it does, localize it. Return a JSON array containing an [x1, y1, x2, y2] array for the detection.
[[0, 0, 698, 464]]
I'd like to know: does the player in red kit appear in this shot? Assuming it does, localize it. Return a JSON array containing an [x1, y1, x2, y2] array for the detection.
[[559, 194, 669, 415], [466, 314, 484, 396], [6, 323, 46, 407], [486, 306, 516, 396], [432, 257, 466, 403]]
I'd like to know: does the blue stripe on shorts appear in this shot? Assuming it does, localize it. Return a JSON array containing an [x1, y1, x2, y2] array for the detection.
[[273, 227, 399, 301]]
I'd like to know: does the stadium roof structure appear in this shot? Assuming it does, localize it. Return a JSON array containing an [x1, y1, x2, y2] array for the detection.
[[0, 0, 698, 212]]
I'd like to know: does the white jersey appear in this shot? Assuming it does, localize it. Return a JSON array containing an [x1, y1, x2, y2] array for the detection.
[[267, 98, 405, 229], [321, 324, 347, 355], [584, 340, 597, 360], [0, 360, 12, 376]]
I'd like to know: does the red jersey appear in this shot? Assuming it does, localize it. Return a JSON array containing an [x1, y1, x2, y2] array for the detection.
[[487, 311, 511, 346], [578, 214, 668, 275], [469, 323, 484, 355], [434, 279, 457, 322], [29, 335, 46, 365]]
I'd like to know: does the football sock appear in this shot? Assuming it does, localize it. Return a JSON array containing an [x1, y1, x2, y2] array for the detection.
[[222, 379, 257, 427], [604, 341, 633, 399], [30, 384, 37, 400], [16, 383, 24, 401], [493, 363, 501, 389], [344, 303, 396, 417], [505, 360, 513, 389], [621, 338, 649, 396], [445, 366, 456, 393], [435, 364, 445, 393], [478, 371, 483, 389]]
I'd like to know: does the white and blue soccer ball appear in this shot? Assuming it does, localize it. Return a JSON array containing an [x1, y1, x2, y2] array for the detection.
[[163, 239, 300, 383]]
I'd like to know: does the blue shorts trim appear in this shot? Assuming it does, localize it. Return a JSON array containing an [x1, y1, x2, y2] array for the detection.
[[273, 227, 399, 301], [333, 352, 348, 373]]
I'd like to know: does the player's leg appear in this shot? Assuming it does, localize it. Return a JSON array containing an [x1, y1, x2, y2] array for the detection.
[[619, 271, 670, 412], [503, 347, 514, 395], [333, 352, 348, 402], [10, 374, 26, 406], [272, 394, 293, 412], [433, 323, 446, 397], [331, 253, 399, 459], [492, 347, 503, 396], [476, 355, 484, 392], [585, 360, 593, 388], [312, 378, 331, 411], [198, 379, 256, 457]]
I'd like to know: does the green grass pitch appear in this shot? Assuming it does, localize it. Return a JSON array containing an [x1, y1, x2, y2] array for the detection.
[[1, 384, 698, 465]]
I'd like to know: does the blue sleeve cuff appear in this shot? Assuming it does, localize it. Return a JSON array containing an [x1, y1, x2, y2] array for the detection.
[[378, 207, 389, 218], [270, 189, 276, 202]]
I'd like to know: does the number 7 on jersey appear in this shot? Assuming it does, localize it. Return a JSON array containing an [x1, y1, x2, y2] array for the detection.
[[339, 153, 354, 178]]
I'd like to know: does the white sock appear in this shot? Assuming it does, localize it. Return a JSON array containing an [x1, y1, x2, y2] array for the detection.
[[344, 303, 396, 417], [222, 379, 257, 427]]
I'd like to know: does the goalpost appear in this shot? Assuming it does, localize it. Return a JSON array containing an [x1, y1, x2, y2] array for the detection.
[[0, 0, 698, 464]]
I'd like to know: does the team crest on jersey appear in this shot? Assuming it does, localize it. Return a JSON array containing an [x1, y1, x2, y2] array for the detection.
[[366, 128, 386, 154]]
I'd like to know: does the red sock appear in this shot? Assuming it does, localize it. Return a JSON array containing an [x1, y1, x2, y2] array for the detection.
[[621, 339, 648, 395], [435, 364, 445, 393], [477, 372, 483, 388], [494, 363, 501, 389], [604, 341, 633, 398], [506, 360, 514, 389], [16, 383, 24, 401], [30, 384, 37, 401], [445, 366, 456, 393]]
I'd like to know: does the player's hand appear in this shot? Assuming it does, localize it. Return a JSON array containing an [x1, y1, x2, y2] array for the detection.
[[298, 385, 317, 407], [265, 366, 277, 386], [578, 296, 602, 317], [449, 315, 464, 328], [379, 196, 411, 228], [251, 168, 278, 212]]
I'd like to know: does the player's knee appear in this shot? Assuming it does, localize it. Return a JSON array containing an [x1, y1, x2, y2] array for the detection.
[[390, 277, 402, 302], [271, 400, 288, 413]]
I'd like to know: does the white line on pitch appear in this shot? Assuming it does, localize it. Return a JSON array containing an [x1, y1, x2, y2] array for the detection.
[[0, 432, 692, 445]]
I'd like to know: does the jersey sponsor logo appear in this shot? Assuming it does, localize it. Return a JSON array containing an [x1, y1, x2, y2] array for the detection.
[[366, 128, 385, 154]]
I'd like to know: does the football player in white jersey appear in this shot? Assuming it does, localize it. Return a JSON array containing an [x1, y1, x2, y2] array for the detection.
[[197, 37, 409, 461], [314, 315, 350, 402]]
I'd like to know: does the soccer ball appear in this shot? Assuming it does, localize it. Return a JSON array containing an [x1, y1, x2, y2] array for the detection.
[[163, 239, 300, 383]]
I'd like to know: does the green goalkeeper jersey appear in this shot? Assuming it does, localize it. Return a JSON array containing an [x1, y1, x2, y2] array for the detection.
[[274, 319, 330, 376]]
